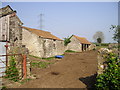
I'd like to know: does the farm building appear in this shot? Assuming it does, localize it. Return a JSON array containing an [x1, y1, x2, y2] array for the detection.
[[22, 26, 65, 58], [0, 5, 23, 46], [0, 5, 30, 79], [67, 35, 91, 52]]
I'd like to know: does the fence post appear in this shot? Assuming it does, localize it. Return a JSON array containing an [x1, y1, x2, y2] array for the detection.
[[23, 54, 27, 79]]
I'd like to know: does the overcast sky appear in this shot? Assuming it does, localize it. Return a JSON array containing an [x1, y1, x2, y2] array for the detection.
[[2, 2, 118, 43]]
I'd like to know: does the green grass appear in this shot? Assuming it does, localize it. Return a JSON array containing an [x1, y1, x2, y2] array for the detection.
[[42, 57, 55, 60], [96, 46, 108, 49], [94, 43, 109, 49], [65, 50, 76, 53], [19, 78, 31, 84], [29, 55, 42, 59], [31, 61, 54, 68], [29, 55, 55, 60]]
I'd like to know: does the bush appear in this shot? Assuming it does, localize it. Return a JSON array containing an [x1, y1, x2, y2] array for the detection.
[[64, 36, 72, 46], [95, 53, 120, 89]]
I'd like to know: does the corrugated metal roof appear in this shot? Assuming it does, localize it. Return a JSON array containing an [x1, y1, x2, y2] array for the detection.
[[22, 26, 62, 41], [73, 35, 91, 44]]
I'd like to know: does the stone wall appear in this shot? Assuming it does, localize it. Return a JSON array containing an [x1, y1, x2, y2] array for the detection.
[[43, 39, 65, 58], [66, 36, 82, 52], [9, 13, 23, 47], [88, 44, 96, 51], [97, 47, 120, 75], [7, 44, 30, 78], [22, 28, 44, 57]]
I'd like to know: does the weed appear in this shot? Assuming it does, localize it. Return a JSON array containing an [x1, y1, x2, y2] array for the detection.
[[5, 56, 19, 82]]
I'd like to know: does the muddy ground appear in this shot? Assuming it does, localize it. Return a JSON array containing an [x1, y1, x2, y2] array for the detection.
[[11, 50, 98, 88]]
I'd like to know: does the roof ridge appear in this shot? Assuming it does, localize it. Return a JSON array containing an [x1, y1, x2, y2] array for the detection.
[[22, 26, 50, 33], [22, 26, 62, 41], [73, 35, 91, 44]]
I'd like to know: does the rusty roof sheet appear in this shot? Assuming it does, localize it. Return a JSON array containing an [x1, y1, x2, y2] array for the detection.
[[22, 26, 62, 41], [73, 35, 91, 44]]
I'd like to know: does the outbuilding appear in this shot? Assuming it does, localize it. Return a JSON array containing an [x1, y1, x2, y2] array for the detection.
[[22, 26, 65, 58], [67, 35, 91, 52]]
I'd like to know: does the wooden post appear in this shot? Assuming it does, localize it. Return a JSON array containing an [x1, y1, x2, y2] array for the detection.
[[23, 55, 27, 79]]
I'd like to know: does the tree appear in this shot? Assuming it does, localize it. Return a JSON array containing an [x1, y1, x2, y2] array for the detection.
[[64, 35, 72, 46], [110, 25, 120, 51], [97, 38, 102, 43], [110, 25, 120, 43], [93, 31, 105, 43]]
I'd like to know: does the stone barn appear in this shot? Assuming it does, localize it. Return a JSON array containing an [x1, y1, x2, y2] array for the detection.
[[22, 26, 65, 58], [67, 35, 91, 52], [0, 5, 23, 45], [0, 5, 30, 79]]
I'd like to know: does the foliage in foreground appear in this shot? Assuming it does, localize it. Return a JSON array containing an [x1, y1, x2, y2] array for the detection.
[[5, 56, 19, 82], [95, 53, 120, 89]]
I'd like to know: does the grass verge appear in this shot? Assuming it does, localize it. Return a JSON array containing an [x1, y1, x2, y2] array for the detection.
[[31, 61, 54, 68], [65, 50, 76, 53]]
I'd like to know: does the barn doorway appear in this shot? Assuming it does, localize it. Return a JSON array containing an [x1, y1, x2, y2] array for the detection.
[[82, 44, 84, 51]]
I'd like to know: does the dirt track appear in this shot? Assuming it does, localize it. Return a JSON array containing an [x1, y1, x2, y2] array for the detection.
[[18, 50, 97, 88]]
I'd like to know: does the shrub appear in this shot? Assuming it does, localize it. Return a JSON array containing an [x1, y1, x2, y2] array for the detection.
[[95, 53, 120, 89], [5, 56, 19, 82], [64, 36, 72, 46]]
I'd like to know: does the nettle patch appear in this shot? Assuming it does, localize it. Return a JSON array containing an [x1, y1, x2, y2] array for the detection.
[[95, 53, 120, 89]]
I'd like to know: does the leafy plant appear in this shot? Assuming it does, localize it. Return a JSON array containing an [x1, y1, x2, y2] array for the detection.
[[95, 53, 120, 89], [64, 36, 72, 46], [110, 25, 120, 43], [5, 56, 19, 82]]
